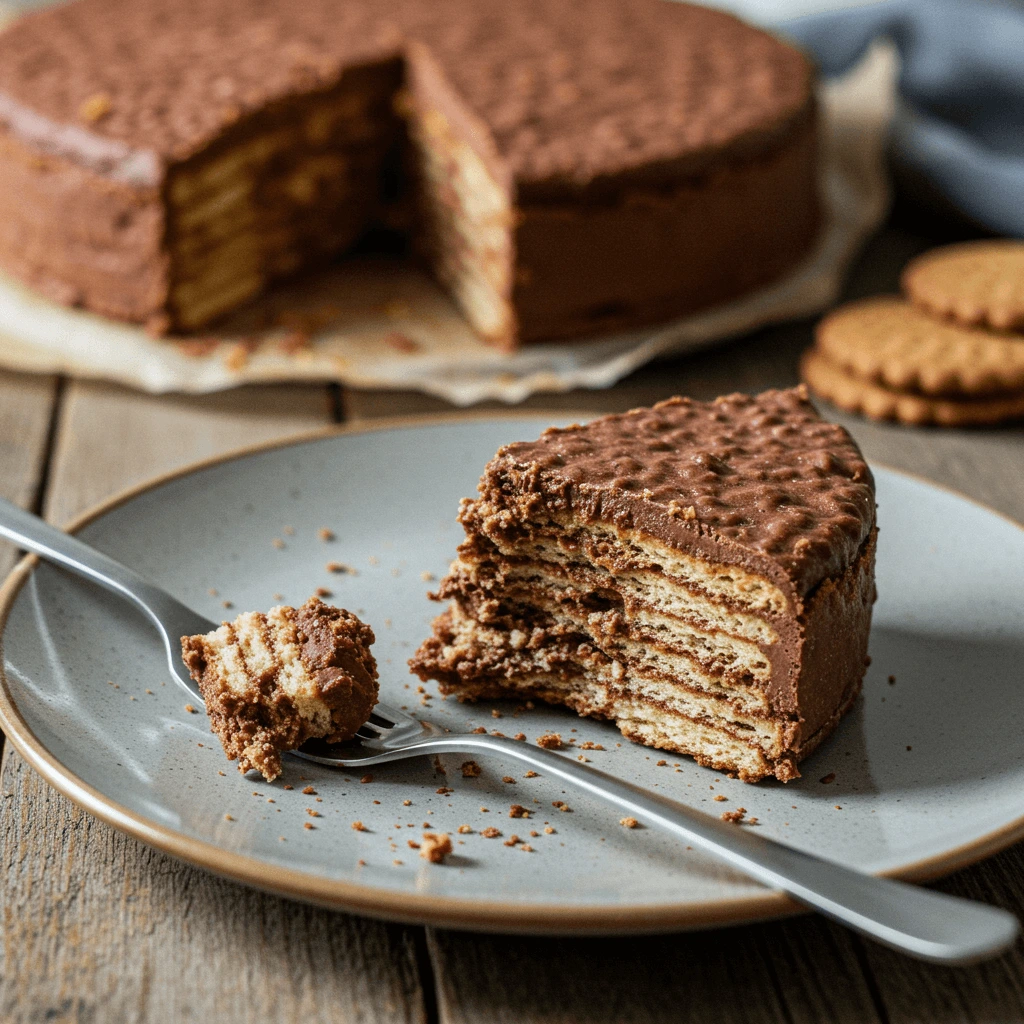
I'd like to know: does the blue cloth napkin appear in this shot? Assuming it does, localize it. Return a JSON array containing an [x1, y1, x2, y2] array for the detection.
[[781, 0, 1024, 237]]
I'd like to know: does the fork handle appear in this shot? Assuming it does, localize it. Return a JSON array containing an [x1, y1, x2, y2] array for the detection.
[[364, 733, 1018, 964], [0, 496, 201, 639]]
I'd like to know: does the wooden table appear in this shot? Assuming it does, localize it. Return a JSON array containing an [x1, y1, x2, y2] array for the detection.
[[2, 210, 1023, 1022]]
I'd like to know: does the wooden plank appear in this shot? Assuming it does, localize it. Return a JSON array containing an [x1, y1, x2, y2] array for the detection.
[[860, 848, 1024, 1021], [0, 380, 428, 1024], [428, 915, 883, 1024], [43, 380, 335, 526], [0, 371, 59, 577]]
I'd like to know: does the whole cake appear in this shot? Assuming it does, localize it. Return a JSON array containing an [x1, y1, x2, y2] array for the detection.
[[411, 389, 877, 782], [0, 0, 818, 347], [182, 597, 378, 782]]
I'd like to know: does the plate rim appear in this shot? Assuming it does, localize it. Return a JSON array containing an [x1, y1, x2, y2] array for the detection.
[[1, 412, 1023, 934]]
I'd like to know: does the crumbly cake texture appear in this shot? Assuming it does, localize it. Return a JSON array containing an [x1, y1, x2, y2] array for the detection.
[[0, 0, 818, 346], [411, 388, 877, 783], [181, 598, 378, 782]]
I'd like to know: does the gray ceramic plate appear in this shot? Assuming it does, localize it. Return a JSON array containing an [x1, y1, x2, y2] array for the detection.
[[2, 416, 1023, 934]]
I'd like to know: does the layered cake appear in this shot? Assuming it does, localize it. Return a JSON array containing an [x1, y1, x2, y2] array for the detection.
[[411, 389, 877, 782], [0, 0, 818, 347], [182, 597, 378, 781]]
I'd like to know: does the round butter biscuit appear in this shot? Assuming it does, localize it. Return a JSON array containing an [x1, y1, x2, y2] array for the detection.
[[815, 296, 1024, 398], [801, 347, 1024, 427], [903, 240, 1024, 332]]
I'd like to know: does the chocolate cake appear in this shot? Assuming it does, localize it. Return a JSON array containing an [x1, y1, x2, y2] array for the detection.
[[0, 0, 818, 347], [181, 597, 378, 782], [410, 388, 877, 782]]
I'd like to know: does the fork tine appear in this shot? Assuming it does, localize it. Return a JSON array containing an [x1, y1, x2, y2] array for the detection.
[[368, 701, 419, 728]]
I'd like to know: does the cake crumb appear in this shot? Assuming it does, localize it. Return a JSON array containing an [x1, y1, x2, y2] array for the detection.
[[544, 826, 555, 834], [314, 587, 332, 599], [714, 795, 727, 802], [491, 709, 502, 719], [184, 704, 197, 714], [272, 538, 286, 549], [360, 774, 373, 784], [619, 817, 639, 829], [303, 822, 315, 830], [420, 571, 436, 582], [283, 785, 293, 790], [579, 742, 605, 750], [407, 839, 420, 849], [523, 770, 539, 778], [224, 814, 234, 821], [471, 726, 487, 734], [480, 826, 501, 838], [509, 804, 531, 819], [721, 808, 747, 824], [318, 528, 335, 542], [536, 733, 563, 749], [432, 756, 446, 776], [461, 760, 482, 778], [502, 776, 516, 784], [327, 561, 357, 575], [351, 821, 368, 832], [436, 786, 453, 795], [306, 808, 320, 818], [820, 772, 836, 784], [402, 799, 412, 806], [222, 600, 233, 609], [302, 785, 317, 795], [79, 92, 112, 122], [503, 834, 520, 847], [552, 801, 572, 813], [419, 833, 452, 862], [656, 759, 667, 766], [457, 824, 473, 834], [835, 805, 843, 810]]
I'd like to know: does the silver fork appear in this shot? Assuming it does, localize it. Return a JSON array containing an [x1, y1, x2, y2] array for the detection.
[[0, 497, 1018, 965]]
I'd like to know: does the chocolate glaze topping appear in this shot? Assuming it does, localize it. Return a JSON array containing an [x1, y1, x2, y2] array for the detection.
[[0, 0, 812, 189], [482, 388, 875, 601]]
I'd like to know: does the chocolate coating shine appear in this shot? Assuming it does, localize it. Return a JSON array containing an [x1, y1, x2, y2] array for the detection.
[[0, 0, 812, 190], [483, 388, 875, 601]]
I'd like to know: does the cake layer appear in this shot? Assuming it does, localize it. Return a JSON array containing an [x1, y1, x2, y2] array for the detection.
[[423, 605, 786, 746], [442, 565, 774, 688], [473, 391, 875, 601], [414, 609, 812, 781], [450, 539, 781, 642]]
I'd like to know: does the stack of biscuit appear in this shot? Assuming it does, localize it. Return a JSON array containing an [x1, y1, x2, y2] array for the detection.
[[802, 240, 1024, 426]]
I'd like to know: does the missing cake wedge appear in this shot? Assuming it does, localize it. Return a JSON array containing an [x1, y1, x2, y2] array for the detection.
[[182, 598, 378, 782], [410, 388, 877, 782]]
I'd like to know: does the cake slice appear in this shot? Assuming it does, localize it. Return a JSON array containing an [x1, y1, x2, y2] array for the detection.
[[411, 388, 877, 782], [181, 597, 378, 782]]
